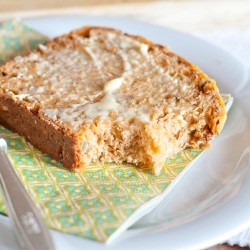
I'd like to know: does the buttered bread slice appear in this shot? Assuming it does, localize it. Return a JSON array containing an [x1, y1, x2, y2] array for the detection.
[[0, 26, 226, 175]]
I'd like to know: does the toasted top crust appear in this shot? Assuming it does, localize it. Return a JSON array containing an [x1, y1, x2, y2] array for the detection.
[[0, 26, 226, 150]]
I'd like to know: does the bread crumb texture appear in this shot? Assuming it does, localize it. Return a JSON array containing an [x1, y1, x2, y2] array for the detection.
[[0, 26, 227, 175]]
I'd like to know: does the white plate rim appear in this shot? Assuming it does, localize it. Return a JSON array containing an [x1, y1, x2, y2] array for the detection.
[[0, 15, 250, 250]]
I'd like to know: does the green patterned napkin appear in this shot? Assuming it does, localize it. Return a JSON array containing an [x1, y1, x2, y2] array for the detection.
[[0, 124, 202, 242], [0, 19, 231, 243], [0, 19, 47, 65]]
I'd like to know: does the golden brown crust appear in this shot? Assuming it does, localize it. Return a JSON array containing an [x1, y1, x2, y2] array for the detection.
[[0, 94, 77, 169], [189, 63, 227, 134]]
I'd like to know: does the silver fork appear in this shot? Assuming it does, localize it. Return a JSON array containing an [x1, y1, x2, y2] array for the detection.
[[0, 135, 55, 250]]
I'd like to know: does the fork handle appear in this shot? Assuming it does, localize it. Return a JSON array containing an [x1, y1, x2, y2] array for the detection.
[[0, 151, 55, 250]]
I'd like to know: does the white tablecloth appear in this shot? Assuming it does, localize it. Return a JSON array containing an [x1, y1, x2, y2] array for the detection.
[[194, 28, 250, 68]]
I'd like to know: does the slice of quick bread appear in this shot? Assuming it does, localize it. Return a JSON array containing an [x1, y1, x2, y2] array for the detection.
[[0, 26, 227, 175]]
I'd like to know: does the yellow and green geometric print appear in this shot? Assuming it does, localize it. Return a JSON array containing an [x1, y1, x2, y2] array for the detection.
[[0, 124, 201, 242], [0, 19, 47, 65]]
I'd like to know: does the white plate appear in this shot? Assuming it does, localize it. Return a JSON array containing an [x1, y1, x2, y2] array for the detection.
[[1, 16, 250, 250]]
